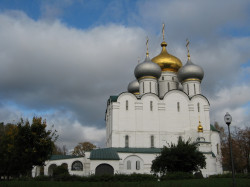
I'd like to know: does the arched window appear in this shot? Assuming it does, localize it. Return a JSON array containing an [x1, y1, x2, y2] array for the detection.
[[150, 101, 153, 111], [127, 160, 131, 170], [136, 161, 140, 170], [71, 161, 83, 171], [126, 100, 128, 110], [125, 135, 129, 148], [197, 103, 200, 112], [177, 102, 180, 112], [151, 135, 154, 148]]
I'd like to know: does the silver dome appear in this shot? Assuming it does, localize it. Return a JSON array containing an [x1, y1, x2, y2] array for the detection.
[[128, 80, 139, 93], [177, 60, 204, 82], [134, 56, 162, 79]]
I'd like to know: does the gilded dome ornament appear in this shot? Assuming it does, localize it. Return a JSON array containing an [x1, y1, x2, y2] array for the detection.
[[151, 24, 182, 72], [198, 121, 203, 133]]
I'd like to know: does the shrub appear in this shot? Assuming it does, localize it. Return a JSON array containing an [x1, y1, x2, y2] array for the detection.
[[194, 171, 203, 179], [161, 172, 194, 180], [34, 175, 51, 181], [53, 165, 69, 177]]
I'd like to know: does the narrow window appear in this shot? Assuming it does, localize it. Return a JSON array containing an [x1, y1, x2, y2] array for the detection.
[[177, 102, 180, 112], [172, 77, 174, 81], [194, 84, 196, 94], [150, 82, 152, 92], [216, 144, 219, 155], [197, 103, 200, 112], [125, 135, 129, 148], [151, 135, 154, 148], [162, 76, 164, 80], [143, 82, 145, 93], [187, 84, 189, 95], [150, 101, 153, 111], [168, 82, 170, 91], [127, 160, 131, 170], [126, 100, 128, 110], [136, 161, 140, 170]]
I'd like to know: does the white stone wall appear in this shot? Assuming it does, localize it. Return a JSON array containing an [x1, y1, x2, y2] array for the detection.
[[107, 91, 210, 148]]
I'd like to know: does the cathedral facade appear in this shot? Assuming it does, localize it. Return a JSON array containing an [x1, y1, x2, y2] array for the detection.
[[34, 31, 222, 178]]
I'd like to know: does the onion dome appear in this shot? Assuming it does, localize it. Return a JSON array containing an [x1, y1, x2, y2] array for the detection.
[[128, 80, 139, 94], [177, 59, 204, 83], [198, 121, 203, 133], [134, 55, 162, 80], [151, 41, 182, 72]]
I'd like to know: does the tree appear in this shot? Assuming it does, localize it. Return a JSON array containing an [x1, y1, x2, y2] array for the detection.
[[0, 117, 57, 178], [151, 137, 206, 175], [72, 142, 96, 156], [52, 143, 67, 155], [216, 123, 250, 173]]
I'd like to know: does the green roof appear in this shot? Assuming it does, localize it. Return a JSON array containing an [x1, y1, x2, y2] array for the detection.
[[210, 124, 220, 132], [90, 148, 120, 160], [110, 96, 118, 102], [89, 147, 162, 160], [49, 155, 83, 161], [114, 147, 161, 154]]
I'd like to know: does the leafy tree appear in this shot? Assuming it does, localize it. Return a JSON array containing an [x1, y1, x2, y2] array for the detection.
[[72, 142, 96, 156], [216, 123, 250, 173], [0, 117, 57, 178], [151, 137, 206, 175]]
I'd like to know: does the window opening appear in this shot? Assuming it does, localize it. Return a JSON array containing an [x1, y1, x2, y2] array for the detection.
[[125, 135, 129, 148], [194, 84, 196, 94], [197, 103, 200, 112], [177, 102, 180, 112], [168, 82, 170, 91], [127, 160, 131, 170], [136, 161, 140, 170], [150, 82, 152, 92], [187, 84, 189, 95], [151, 135, 154, 147], [150, 101, 153, 111], [126, 100, 128, 110], [143, 82, 144, 93]]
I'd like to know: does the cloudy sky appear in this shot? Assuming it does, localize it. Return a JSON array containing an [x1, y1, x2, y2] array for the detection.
[[0, 0, 249, 150]]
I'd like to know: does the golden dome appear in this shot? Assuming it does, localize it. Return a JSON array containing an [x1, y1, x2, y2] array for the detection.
[[198, 121, 203, 133], [151, 41, 182, 72]]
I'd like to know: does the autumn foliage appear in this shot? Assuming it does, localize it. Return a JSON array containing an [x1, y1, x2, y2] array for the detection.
[[215, 123, 250, 173]]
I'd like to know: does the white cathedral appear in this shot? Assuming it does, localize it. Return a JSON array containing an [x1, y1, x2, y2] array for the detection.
[[33, 29, 223, 177]]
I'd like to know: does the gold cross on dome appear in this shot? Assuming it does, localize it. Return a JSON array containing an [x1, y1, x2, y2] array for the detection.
[[186, 39, 190, 60]]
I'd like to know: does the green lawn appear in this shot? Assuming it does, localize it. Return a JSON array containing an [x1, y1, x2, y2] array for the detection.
[[0, 179, 250, 187]]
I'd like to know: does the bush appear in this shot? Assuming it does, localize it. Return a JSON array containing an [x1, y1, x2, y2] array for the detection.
[[161, 172, 194, 180], [53, 165, 69, 177], [209, 173, 250, 179], [194, 171, 203, 179], [34, 175, 51, 181]]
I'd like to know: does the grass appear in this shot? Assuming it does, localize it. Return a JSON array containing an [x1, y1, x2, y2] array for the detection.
[[0, 178, 250, 187]]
